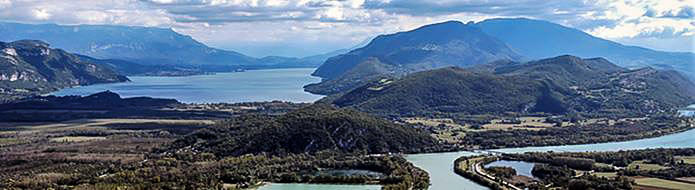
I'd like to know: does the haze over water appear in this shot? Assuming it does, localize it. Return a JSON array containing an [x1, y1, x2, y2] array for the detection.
[[52, 68, 324, 103]]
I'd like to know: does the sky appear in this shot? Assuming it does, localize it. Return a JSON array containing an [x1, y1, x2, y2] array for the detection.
[[0, 0, 692, 57]]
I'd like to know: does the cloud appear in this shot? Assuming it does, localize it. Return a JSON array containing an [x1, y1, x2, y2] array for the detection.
[[0, 0, 11, 8], [584, 0, 694, 46], [139, 0, 380, 24], [0, 0, 173, 26], [32, 8, 51, 20], [363, 0, 597, 18]]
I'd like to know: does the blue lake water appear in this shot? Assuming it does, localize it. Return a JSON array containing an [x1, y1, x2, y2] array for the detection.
[[52, 68, 324, 103]]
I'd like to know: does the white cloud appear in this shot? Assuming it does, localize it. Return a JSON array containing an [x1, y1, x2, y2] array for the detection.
[[0, 0, 11, 8], [579, 0, 694, 52], [32, 8, 52, 20], [586, 0, 694, 39], [150, 0, 175, 3]]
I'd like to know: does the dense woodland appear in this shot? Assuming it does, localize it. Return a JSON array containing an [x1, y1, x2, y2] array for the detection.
[[145, 104, 438, 189], [4, 152, 427, 189], [331, 56, 695, 117], [504, 148, 695, 169], [531, 164, 634, 190], [164, 104, 439, 157]]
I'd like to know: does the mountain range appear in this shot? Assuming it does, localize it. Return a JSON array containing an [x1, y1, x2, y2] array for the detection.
[[307, 21, 522, 95], [307, 18, 695, 95], [475, 18, 693, 76], [0, 22, 346, 75], [332, 55, 695, 116], [0, 40, 128, 102]]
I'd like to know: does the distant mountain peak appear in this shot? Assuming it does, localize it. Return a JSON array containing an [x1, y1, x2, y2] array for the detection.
[[475, 17, 694, 80], [9, 40, 51, 48], [535, 55, 586, 67], [415, 20, 466, 29], [309, 19, 521, 95], [0, 22, 258, 66], [546, 54, 582, 61]]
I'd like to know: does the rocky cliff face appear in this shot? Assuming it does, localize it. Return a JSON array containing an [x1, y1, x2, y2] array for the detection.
[[0, 40, 128, 102]]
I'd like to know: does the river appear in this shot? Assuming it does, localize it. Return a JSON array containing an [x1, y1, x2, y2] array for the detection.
[[406, 128, 695, 190], [261, 128, 695, 190]]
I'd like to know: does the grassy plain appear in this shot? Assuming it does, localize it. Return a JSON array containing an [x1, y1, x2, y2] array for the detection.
[[635, 177, 695, 190], [677, 156, 695, 164], [628, 160, 669, 171]]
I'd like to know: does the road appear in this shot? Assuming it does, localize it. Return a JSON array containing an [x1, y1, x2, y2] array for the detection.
[[472, 161, 523, 190]]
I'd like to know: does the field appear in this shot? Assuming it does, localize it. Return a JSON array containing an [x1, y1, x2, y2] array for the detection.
[[635, 177, 695, 190], [628, 160, 669, 171], [0, 118, 214, 187], [482, 117, 554, 131], [593, 172, 618, 178], [402, 117, 468, 144], [403, 117, 464, 128], [50, 136, 106, 142], [677, 177, 695, 183], [677, 156, 695, 164]]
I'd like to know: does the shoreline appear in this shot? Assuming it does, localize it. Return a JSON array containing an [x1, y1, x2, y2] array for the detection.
[[405, 127, 695, 190], [46, 67, 325, 104], [256, 182, 382, 190], [406, 117, 695, 156]]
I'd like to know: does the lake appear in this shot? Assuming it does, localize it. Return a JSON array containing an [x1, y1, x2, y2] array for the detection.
[[52, 68, 324, 103]]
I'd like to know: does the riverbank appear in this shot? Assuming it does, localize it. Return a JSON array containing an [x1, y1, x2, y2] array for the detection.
[[455, 148, 695, 190], [456, 116, 694, 150], [454, 155, 517, 190], [406, 128, 695, 190]]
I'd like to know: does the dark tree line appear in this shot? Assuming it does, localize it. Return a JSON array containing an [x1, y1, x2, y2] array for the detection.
[[462, 117, 692, 149]]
